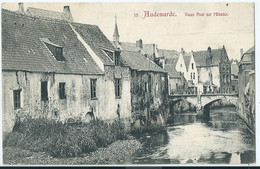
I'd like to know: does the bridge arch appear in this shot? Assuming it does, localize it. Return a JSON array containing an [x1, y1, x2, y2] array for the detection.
[[202, 96, 238, 109]]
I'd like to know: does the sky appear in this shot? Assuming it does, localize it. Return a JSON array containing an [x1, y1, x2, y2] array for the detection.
[[2, 2, 255, 60]]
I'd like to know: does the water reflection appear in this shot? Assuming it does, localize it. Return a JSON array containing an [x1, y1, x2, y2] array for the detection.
[[131, 107, 255, 164]]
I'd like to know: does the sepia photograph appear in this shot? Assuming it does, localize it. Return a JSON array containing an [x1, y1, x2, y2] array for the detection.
[[1, 2, 256, 165]]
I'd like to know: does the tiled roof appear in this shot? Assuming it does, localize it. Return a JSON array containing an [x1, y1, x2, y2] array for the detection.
[[183, 53, 191, 70], [164, 64, 181, 78], [118, 42, 140, 52], [26, 7, 73, 21], [141, 44, 156, 56], [241, 46, 254, 62], [231, 63, 239, 75], [165, 57, 178, 65], [2, 9, 103, 75], [118, 42, 156, 56], [157, 49, 179, 59], [120, 50, 165, 73], [71, 22, 118, 65], [193, 49, 222, 67]]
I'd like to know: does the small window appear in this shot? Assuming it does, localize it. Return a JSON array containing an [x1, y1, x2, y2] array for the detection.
[[232, 86, 236, 92], [226, 75, 230, 83], [180, 64, 182, 67], [193, 72, 195, 79], [145, 82, 149, 93], [90, 79, 97, 99], [41, 81, 48, 101], [190, 73, 192, 80], [115, 78, 121, 98], [13, 89, 21, 109], [59, 83, 66, 99], [192, 63, 194, 69]]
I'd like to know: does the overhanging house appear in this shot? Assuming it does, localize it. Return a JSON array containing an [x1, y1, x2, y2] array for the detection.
[[120, 50, 169, 129]]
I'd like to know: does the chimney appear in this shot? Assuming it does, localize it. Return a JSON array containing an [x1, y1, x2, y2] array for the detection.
[[207, 46, 212, 54], [181, 48, 185, 54], [18, 2, 25, 14], [136, 39, 143, 49], [63, 6, 73, 21], [240, 48, 244, 57]]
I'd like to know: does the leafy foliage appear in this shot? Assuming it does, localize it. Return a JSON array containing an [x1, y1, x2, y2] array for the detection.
[[4, 116, 127, 158]]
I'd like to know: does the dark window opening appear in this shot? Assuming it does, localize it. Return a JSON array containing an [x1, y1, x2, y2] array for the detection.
[[104, 50, 114, 60], [13, 89, 21, 109], [41, 81, 48, 101], [59, 83, 66, 99], [42, 39, 65, 61], [91, 79, 97, 99], [115, 78, 121, 98], [192, 63, 194, 69], [115, 53, 120, 66], [232, 86, 236, 92]]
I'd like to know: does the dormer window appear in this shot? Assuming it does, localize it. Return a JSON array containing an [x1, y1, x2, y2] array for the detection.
[[40, 38, 65, 61], [103, 50, 114, 60], [103, 49, 121, 66]]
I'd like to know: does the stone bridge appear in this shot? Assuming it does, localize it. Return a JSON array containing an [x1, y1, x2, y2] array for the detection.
[[169, 93, 239, 114]]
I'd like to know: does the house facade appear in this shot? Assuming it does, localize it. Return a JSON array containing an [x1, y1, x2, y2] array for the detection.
[[193, 46, 231, 94], [120, 50, 169, 130], [231, 63, 239, 93], [238, 46, 255, 132], [2, 6, 132, 135]]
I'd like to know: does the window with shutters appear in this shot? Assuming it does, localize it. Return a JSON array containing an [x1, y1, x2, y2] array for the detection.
[[91, 79, 97, 99], [115, 78, 121, 99]]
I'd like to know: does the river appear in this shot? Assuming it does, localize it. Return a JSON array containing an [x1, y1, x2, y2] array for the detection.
[[128, 106, 255, 164]]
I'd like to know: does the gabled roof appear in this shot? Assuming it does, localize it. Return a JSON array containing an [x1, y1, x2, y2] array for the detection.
[[116, 42, 156, 56], [165, 57, 178, 65], [120, 50, 165, 73], [117, 42, 140, 52], [193, 48, 222, 67], [231, 63, 239, 75], [182, 53, 192, 70], [26, 7, 73, 21], [141, 44, 156, 56], [157, 49, 179, 59], [164, 64, 181, 78], [72, 22, 118, 66], [2, 9, 103, 75]]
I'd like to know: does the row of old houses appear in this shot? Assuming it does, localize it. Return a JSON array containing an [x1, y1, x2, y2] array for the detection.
[[2, 4, 168, 136], [157, 46, 237, 96]]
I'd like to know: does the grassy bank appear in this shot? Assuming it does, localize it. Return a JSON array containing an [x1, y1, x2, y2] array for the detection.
[[4, 117, 129, 158], [3, 140, 142, 165]]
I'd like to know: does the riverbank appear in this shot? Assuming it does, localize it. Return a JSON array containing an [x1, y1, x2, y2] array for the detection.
[[3, 139, 142, 165]]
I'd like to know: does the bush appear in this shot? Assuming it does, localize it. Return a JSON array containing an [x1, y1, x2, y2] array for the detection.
[[4, 116, 127, 158]]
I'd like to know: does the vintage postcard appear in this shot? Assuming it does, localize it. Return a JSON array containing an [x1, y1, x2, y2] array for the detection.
[[1, 1, 256, 165]]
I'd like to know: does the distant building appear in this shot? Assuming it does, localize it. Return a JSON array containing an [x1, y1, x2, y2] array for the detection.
[[164, 59, 188, 95], [231, 63, 239, 93], [238, 46, 255, 132], [112, 18, 159, 63], [193, 46, 231, 94]]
